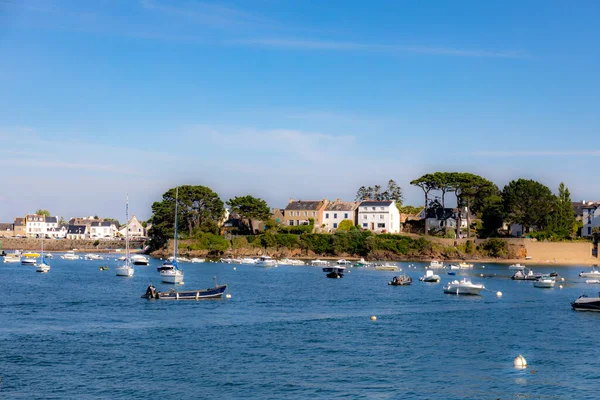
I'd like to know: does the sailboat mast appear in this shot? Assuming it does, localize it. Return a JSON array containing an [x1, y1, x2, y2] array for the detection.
[[125, 193, 129, 260], [174, 187, 179, 259]]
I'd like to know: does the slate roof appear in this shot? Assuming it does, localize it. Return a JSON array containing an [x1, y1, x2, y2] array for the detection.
[[45, 216, 58, 223], [67, 225, 86, 234], [285, 200, 324, 211], [0, 223, 13, 231], [325, 201, 358, 211], [359, 201, 394, 207], [14, 217, 24, 226], [90, 221, 114, 227]]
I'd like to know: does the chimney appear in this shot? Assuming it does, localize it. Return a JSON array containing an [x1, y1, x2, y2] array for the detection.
[[289, 198, 294, 204], [336, 198, 341, 203]]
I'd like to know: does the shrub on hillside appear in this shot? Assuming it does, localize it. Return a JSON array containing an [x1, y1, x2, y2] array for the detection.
[[478, 238, 508, 257]]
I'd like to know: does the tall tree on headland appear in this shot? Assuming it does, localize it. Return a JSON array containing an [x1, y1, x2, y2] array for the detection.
[[227, 195, 271, 234], [410, 174, 438, 235], [546, 182, 577, 238], [502, 179, 554, 233], [36, 209, 51, 217], [355, 179, 404, 204], [148, 185, 225, 250]]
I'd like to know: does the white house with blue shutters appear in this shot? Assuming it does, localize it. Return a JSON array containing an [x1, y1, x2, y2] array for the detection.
[[322, 199, 359, 232]]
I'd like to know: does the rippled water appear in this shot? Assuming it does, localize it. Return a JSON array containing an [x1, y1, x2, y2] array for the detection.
[[1, 256, 600, 399]]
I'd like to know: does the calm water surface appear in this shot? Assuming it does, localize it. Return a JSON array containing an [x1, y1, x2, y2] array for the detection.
[[1, 256, 600, 399]]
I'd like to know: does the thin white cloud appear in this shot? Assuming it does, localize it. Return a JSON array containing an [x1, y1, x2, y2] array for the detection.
[[230, 38, 528, 59], [471, 150, 600, 157]]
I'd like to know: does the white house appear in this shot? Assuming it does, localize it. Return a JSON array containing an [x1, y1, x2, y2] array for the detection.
[[582, 201, 600, 237], [118, 215, 145, 238], [357, 200, 400, 233], [66, 225, 87, 240], [47, 225, 68, 239], [323, 199, 359, 232], [25, 214, 60, 237], [90, 221, 118, 239]]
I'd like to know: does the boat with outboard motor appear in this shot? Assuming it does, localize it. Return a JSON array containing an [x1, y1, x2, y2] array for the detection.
[[3, 252, 21, 263], [509, 263, 525, 270], [579, 268, 600, 279], [571, 292, 600, 311], [429, 260, 444, 268], [130, 254, 149, 265], [389, 274, 412, 286], [533, 276, 556, 288], [142, 280, 228, 300], [512, 269, 541, 281], [419, 270, 440, 283], [443, 278, 485, 295], [323, 265, 345, 278], [255, 256, 278, 268], [375, 263, 399, 271], [62, 251, 80, 260]]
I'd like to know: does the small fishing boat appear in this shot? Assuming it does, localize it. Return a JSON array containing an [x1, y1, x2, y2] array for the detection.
[[84, 253, 104, 260], [336, 259, 352, 266], [279, 258, 305, 266], [533, 276, 555, 288], [419, 270, 440, 283], [459, 262, 474, 269], [429, 260, 444, 268], [62, 251, 80, 260], [21, 256, 37, 265], [311, 259, 329, 266], [3, 252, 21, 263], [353, 258, 373, 268], [448, 264, 459, 270], [579, 268, 600, 278], [130, 254, 149, 265], [509, 263, 525, 270], [191, 257, 206, 263], [448, 271, 456, 275], [389, 274, 412, 286], [443, 279, 485, 295], [512, 269, 541, 281], [99, 266, 109, 271], [219, 257, 242, 264], [571, 293, 600, 311], [255, 256, 278, 268], [142, 282, 227, 300], [375, 263, 399, 271], [323, 266, 345, 278]]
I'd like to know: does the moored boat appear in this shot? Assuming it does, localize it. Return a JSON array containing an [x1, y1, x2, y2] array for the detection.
[[130, 254, 149, 265], [142, 283, 227, 300], [159, 187, 184, 284], [375, 263, 399, 271], [579, 268, 600, 278], [389, 274, 412, 286], [512, 269, 541, 281], [533, 276, 555, 288], [571, 293, 600, 311], [429, 260, 444, 268], [255, 256, 277, 267], [443, 279, 485, 295], [190, 257, 206, 263], [311, 259, 329, 266], [279, 258, 305, 266], [419, 270, 440, 283], [61, 251, 80, 260], [3, 252, 21, 263], [115, 195, 134, 278], [509, 263, 525, 270], [459, 262, 473, 269], [84, 253, 104, 260], [21, 256, 37, 265], [323, 265, 345, 278], [336, 259, 352, 265]]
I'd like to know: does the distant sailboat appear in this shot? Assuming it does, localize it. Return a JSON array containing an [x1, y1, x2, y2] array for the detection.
[[35, 236, 50, 273], [159, 187, 184, 284], [116, 194, 134, 277]]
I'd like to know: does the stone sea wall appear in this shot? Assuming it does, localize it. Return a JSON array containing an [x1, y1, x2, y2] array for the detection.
[[0, 238, 147, 252]]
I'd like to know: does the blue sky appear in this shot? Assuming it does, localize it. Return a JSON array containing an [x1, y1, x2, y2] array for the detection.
[[1, 0, 599, 222]]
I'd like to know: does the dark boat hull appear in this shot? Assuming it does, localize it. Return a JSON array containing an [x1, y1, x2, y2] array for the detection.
[[326, 272, 343, 279], [571, 296, 600, 311], [143, 285, 228, 300]]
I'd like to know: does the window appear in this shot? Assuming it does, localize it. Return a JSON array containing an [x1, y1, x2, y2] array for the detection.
[[377, 223, 385, 228], [312, 212, 316, 217], [380, 207, 384, 211], [344, 213, 348, 219], [289, 220, 294, 226], [588, 227, 592, 235], [304, 212, 308, 216], [588, 218, 592, 224], [362, 223, 368, 228], [333, 213, 337, 219], [325, 213, 329, 219], [363, 207, 368, 211], [372, 207, 376, 210], [371, 214, 375, 219], [333, 223, 338, 229], [379, 215, 384, 219], [363, 215, 367, 220]]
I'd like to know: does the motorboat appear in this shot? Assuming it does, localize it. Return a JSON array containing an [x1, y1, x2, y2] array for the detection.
[[533, 276, 555, 288], [586, 279, 600, 284], [512, 269, 541, 281], [99, 266, 109, 271], [443, 279, 485, 295], [311, 259, 329, 266], [255, 256, 277, 268], [375, 263, 399, 271], [168, 256, 191, 263], [459, 262, 473, 269], [21, 256, 38, 265], [190, 257, 206, 263], [572, 293, 600, 311], [220, 257, 242, 264], [353, 258, 373, 268], [84, 253, 104, 260], [448, 264, 460, 270], [142, 283, 227, 300], [579, 268, 600, 278], [429, 260, 444, 268], [130, 254, 149, 265], [419, 270, 440, 283], [279, 258, 305, 266], [509, 263, 526, 270], [336, 259, 352, 266], [45, 253, 54, 259], [22, 252, 40, 258], [323, 266, 345, 279], [3, 253, 21, 263], [115, 195, 134, 278], [61, 251, 80, 260], [389, 274, 412, 286]]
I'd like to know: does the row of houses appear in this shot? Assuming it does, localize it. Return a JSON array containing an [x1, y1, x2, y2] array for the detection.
[[574, 201, 600, 237], [0, 214, 147, 240]]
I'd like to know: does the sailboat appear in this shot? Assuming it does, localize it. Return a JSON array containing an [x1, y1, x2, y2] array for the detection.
[[115, 194, 134, 277], [159, 187, 184, 284], [35, 235, 50, 273]]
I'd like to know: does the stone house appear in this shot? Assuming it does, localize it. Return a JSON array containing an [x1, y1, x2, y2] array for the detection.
[[323, 199, 359, 231], [0, 223, 13, 237], [13, 217, 25, 237], [66, 225, 87, 240], [283, 199, 329, 228], [357, 200, 401, 234], [118, 215, 145, 238]]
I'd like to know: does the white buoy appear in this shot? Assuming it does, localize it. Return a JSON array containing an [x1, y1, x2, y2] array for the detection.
[[559, 285, 563, 289], [233, 267, 236, 270], [370, 315, 377, 321], [482, 265, 486, 269], [480, 273, 484, 277], [225, 293, 232, 299], [514, 355, 527, 369], [496, 291, 503, 297], [561, 277, 565, 282]]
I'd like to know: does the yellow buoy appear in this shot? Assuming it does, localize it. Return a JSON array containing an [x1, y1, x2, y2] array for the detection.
[[496, 291, 503, 297], [514, 355, 527, 369], [225, 293, 232, 299], [370, 315, 377, 321]]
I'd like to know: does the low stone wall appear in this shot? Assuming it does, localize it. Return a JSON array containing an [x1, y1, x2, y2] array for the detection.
[[0, 238, 147, 252]]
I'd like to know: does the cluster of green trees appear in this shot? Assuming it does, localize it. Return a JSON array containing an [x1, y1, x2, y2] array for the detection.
[[410, 172, 578, 240], [355, 179, 404, 203]]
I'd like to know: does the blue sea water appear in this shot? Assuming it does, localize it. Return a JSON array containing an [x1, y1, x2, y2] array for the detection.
[[1, 256, 600, 399]]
